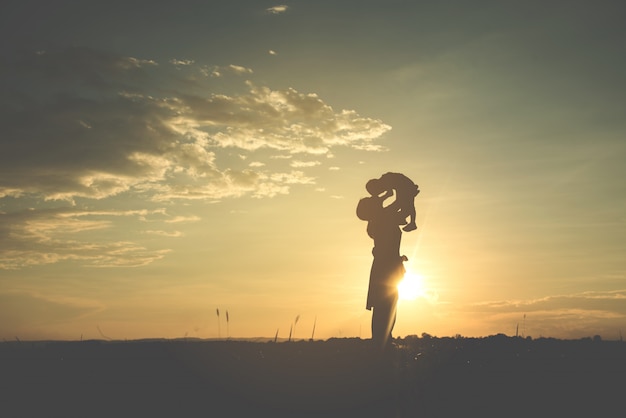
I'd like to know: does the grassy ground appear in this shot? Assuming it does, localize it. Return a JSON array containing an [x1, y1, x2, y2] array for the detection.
[[2, 335, 624, 417]]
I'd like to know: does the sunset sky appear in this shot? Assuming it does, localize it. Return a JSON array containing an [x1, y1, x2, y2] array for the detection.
[[1, 1, 625, 341]]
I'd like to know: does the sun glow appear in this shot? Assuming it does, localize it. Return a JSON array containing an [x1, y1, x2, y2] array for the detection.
[[398, 271, 425, 301]]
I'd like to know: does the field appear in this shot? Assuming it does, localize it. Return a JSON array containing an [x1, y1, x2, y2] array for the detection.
[[2, 335, 624, 417]]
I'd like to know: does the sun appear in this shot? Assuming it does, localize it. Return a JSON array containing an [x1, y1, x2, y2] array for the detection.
[[397, 271, 425, 301]]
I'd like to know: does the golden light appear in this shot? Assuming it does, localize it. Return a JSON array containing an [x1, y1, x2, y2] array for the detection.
[[398, 270, 425, 301]]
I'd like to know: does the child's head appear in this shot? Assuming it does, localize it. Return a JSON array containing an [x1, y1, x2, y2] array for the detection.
[[366, 178, 384, 196]]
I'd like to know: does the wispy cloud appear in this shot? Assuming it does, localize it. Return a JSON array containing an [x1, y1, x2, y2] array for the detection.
[[227, 64, 253, 75], [169, 58, 195, 66], [290, 160, 321, 168], [163, 215, 201, 223], [0, 288, 106, 317], [461, 290, 626, 339], [266, 5, 288, 14], [209, 64, 254, 77], [0, 208, 173, 269], [144, 230, 183, 237]]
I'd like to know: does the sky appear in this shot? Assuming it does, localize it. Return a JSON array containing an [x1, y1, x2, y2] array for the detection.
[[1, 0, 625, 341]]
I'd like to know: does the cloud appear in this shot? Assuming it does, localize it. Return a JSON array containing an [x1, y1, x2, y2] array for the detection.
[[227, 64, 253, 75], [144, 230, 183, 237], [0, 208, 173, 269], [471, 291, 626, 314], [163, 215, 201, 223], [200, 83, 391, 154], [169, 58, 194, 66], [290, 160, 321, 168], [209, 64, 253, 77], [0, 47, 390, 203], [0, 289, 105, 327], [0, 46, 390, 269], [266, 5, 288, 14], [464, 290, 626, 339]]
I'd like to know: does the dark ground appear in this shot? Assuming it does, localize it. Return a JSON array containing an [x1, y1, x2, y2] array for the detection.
[[1, 335, 624, 417]]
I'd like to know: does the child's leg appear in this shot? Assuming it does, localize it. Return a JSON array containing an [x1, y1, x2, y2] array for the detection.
[[402, 201, 417, 232], [385, 194, 408, 225]]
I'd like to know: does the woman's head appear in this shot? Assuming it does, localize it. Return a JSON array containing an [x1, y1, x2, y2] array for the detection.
[[357, 196, 381, 221]]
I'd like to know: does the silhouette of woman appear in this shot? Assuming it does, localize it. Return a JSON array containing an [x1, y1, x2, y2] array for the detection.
[[357, 191, 408, 351]]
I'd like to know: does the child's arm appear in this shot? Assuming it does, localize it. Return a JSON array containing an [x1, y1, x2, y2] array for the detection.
[[380, 189, 393, 200]]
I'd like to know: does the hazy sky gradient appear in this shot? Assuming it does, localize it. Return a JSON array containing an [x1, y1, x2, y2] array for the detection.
[[1, 0, 625, 341]]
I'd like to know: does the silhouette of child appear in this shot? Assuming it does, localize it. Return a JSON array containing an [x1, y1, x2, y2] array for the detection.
[[366, 172, 419, 232]]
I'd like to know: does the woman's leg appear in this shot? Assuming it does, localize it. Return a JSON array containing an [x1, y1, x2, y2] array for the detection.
[[371, 296, 397, 351]]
